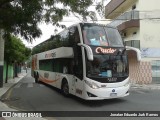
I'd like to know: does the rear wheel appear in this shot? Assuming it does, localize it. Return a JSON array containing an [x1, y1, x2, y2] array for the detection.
[[34, 72, 39, 83], [62, 81, 69, 96]]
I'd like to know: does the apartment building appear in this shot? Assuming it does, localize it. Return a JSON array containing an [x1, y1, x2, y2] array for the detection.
[[105, 0, 160, 84]]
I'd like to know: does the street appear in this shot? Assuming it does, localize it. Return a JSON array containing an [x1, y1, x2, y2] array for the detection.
[[1, 71, 160, 120]]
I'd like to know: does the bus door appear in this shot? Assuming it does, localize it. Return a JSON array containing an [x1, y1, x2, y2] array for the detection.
[[69, 26, 84, 97], [73, 46, 84, 97]]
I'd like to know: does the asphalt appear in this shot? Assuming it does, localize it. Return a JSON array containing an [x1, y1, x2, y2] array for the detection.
[[0, 69, 47, 120], [0, 69, 160, 120]]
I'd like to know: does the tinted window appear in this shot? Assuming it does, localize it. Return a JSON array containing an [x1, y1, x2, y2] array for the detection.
[[105, 28, 123, 47], [39, 59, 53, 71], [69, 26, 80, 46], [81, 23, 123, 47], [86, 55, 129, 78], [59, 29, 70, 46], [82, 25, 108, 46]]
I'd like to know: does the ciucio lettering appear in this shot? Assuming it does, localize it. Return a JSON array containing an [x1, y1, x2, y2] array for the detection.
[[45, 52, 56, 58], [95, 47, 116, 54]]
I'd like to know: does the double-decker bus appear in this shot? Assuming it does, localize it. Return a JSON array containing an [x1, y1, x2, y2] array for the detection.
[[32, 23, 140, 100]]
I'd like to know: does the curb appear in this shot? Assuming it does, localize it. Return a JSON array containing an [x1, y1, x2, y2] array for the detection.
[[0, 71, 28, 97], [131, 84, 160, 90]]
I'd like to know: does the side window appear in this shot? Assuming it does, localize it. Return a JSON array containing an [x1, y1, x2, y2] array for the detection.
[[39, 60, 53, 71], [60, 29, 69, 46], [53, 59, 63, 73], [69, 26, 80, 46], [53, 59, 72, 74]]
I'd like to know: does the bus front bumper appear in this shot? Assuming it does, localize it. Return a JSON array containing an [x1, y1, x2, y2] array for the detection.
[[83, 84, 130, 100]]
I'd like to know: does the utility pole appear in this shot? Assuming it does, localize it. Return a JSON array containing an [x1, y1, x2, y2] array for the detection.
[[0, 29, 4, 88]]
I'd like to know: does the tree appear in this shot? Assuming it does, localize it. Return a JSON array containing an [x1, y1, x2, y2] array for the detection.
[[0, 30, 5, 87], [0, 0, 93, 41], [0, 0, 93, 87], [4, 34, 31, 83]]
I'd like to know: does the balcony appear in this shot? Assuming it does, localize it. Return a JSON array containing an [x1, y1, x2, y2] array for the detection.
[[105, 0, 125, 18], [108, 11, 139, 30], [105, 0, 138, 19], [117, 20, 139, 31]]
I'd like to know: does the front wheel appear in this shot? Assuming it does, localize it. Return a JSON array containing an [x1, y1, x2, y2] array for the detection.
[[62, 81, 69, 97]]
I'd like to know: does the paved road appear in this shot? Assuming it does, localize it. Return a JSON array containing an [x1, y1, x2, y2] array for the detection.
[[1, 72, 160, 120]]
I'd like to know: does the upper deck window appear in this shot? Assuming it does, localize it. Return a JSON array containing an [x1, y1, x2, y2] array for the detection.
[[81, 23, 123, 47], [82, 25, 108, 46], [105, 27, 123, 47]]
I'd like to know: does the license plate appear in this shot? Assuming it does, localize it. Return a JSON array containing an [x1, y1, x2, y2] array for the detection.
[[110, 93, 117, 97]]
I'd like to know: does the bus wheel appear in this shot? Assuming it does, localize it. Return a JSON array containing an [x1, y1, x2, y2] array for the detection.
[[62, 80, 69, 96], [35, 72, 39, 83]]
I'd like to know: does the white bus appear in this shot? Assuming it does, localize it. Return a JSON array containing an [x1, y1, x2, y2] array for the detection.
[[31, 23, 140, 100]]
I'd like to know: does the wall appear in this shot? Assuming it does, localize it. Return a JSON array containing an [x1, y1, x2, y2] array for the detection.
[[139, 0, 160, 48], [140, 19, 160, 48], [138, 0, 160, 61], [3, 62, 14, 82], [128, 51, 152, 84], [123, 27, 140, 41]]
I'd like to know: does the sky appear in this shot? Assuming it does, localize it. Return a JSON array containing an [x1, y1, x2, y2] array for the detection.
[[23, 0, 111, 48]]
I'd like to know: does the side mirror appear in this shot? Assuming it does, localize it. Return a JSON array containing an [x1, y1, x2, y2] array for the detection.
[[77, 43, 93, 61], [126, 46, 141, 61]]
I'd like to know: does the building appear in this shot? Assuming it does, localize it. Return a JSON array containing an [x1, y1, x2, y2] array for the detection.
[[105, 0, 160, 84]]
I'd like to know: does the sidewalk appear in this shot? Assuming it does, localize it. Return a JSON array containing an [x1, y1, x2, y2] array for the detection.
[[0, 69, 48, 120], [131, 83, 160, 90], [0, 70, 27, 98]]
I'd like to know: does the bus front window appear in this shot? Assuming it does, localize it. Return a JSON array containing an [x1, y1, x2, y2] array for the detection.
[[86, 55, 129, 79]]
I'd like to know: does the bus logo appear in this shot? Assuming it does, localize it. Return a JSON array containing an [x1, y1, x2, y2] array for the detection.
[[45, 52, 56, 58], [108, 78, 117, 82], [95, 47, 116, 54], [112, 89, 115, 92]]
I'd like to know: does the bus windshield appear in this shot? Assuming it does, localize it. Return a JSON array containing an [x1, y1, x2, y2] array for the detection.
[[86, 54, 129, 79], [81, 23, 123, 47]]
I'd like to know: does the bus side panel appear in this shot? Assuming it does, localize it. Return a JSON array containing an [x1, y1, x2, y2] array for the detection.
[[56, 73, 76, 95], [38, 70, 57, 87]]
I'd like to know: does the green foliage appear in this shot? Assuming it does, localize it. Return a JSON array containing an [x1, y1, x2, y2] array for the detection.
[[95, 0, 105, 19], [0, 0, 43, 42], [32, 35, 61, 55], [0, 0, 93, 42], [4, 34, 31, 63]]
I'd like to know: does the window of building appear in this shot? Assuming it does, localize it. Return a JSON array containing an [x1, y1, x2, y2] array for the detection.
[[125, 40, 140, 49], [151, 60, 160, 79], [133, 32, 137, 35]]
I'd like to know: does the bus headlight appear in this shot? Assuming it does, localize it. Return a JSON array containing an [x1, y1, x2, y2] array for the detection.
[[84, 80, 100, 89]]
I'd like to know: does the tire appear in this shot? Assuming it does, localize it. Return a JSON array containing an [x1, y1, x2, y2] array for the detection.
[[61, 80, 69, 96], [35, 72, 39, 83]]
